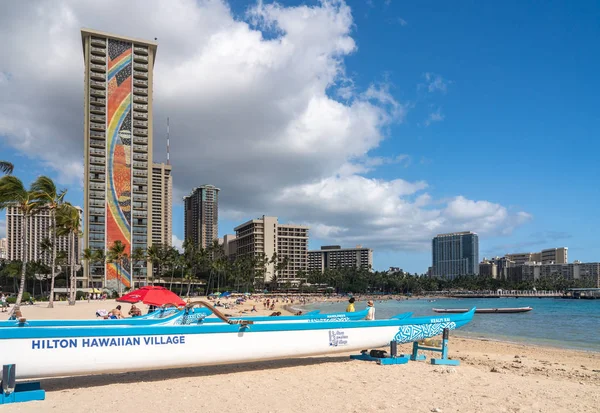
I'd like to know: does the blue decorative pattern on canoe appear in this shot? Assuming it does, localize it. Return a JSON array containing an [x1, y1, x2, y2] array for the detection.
[[393, 321, 457, 343], [174, 312, 206, 325]]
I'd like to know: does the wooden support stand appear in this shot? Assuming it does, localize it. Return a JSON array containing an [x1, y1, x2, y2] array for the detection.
[[407, 328, 459, 366], [350, 328, 459, 366], [0, 364, 45, 405]]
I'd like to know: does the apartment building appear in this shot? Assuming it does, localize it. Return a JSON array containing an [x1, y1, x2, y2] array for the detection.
[[234, 216, 309, 283], [183, 185, 219, 250], [308, 245, 373, 272], [521, 261, 599, 287], [0, 238, 7, 260], [5, 206, 81, 280], [431, 231, 479, 278], [81, 29, 158, 291], [151, 163, 172, 247], [506, 247, 567, 265]]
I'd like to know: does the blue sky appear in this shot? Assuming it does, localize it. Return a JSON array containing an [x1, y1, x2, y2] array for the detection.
[[1, 0, 598, 273]]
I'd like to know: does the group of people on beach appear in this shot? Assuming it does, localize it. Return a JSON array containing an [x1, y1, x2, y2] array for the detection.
[[346, 297, 375, 320]]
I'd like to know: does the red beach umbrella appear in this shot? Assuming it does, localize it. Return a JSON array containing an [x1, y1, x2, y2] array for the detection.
[[117, 286, 185, 307]]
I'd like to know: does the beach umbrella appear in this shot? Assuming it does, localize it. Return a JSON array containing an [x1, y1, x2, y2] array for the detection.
[[220, 291, 231, 297], [117, 286, 185, 307]]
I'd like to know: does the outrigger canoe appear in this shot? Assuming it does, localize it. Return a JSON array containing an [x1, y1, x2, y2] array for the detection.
[[0, 308, 475, 379], [0, 307, 379, 327], [433, 307, 532, 314]]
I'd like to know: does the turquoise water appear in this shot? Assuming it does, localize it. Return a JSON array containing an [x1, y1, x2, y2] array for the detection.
[[303, 297, 600, 352]]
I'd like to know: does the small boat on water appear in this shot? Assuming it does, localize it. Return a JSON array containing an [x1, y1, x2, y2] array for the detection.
[[433, 307, 532, 314], [0, 306, 475, 379]]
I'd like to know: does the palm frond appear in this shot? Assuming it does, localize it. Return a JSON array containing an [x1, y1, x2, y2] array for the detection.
[[0, 161, 14, 175]]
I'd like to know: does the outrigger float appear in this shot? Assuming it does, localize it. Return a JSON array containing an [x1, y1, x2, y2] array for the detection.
[[433, 307, 532, 314], [0, 304, 475, 404]]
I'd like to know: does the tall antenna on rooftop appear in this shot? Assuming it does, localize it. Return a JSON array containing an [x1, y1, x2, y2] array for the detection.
[[166, 117, 170, 165]]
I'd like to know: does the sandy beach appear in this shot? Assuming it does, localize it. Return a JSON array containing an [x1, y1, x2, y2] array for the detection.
[[1, 299, 599, 413]]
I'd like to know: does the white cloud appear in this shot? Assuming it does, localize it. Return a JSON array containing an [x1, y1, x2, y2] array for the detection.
[[0, 0, 530, 252], [423, 72, 449, 94], [171, 234, 183, 252], [424, 108, 445, 126], [397, 18, 408, 26]]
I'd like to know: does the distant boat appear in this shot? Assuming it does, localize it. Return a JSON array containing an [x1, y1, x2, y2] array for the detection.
[[433, 307, 532, 314]]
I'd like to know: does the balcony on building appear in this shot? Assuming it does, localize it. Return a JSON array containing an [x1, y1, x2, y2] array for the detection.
[[132, 169, 147, 177], [133, 153, 148, 161], [133, 120, 148, 128], [133, 87, 148, 96], [132, 144, 147, 153], [90, 148, 105, 156], [90, 173, 105, 182], [90, 96, 106, 105], [133, 194, 147, 201], [133, 62, 148, 72], [133, 211, 147, 218], [90, 139, 104, 148], [133, 79, 148, 88], [133, 112, 148, 121], [133, 70, 148, 80], [89, 156, 105, 165], [89, 191, 105, 200], [89, 207, 104, 216], [89, 183, 104, 191], [133, 128, 148, 137], [90, 55, 106, 65], [90, 123, 106, 132], [134, 54, 149, 64], [132, 202, 146, 210], [89, 130, 105, 139], [134, 46, 149, 55], [90, 71, 106, 82], [90, 104, 105, 115], [133, 103, 148, 113], [90, 63, 106, 74], [133, 95, 148, 105], [91, 38, 106, 47], [89, 165, 104, 173], [133, 136, 148, 144], [90, 80, 105, 90], [90, 88, 106, 98], [89, 199, 104, 208], [90, 114, 106, 123], [132, 162, 147, 169], [90, 46, 106, 57]]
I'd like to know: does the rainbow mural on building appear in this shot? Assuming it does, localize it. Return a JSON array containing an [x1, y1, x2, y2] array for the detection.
[[106, 39, 132, 290]]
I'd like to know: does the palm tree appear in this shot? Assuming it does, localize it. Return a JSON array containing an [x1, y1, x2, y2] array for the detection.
[[107, 240, 127, 296], [55, 203, 81, 305], [93, 249, 105, 289], [131, 247, 146, 289], [31, 176, 66, 308], [0, 161, 13, 175], [165, 247, 179, 291], [82, 248, 95, 289], [146, 243, 165, 286], [0, 175, 41, 307]]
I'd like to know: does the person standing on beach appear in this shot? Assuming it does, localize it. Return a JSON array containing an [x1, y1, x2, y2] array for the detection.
[[0, 294, 6, 312], [365, 300, 375, 320], [346, 297, 355, 312]]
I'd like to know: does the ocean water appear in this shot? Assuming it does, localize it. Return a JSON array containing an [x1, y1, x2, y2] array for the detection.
[[302, 297, 600, 352]]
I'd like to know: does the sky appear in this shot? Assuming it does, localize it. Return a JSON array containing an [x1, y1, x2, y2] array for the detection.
[[0, 0, 598, 273]]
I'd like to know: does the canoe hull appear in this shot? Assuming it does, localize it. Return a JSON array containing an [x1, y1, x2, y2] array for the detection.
[[0, 309, 474, 379], [433, 307, 532, 314]]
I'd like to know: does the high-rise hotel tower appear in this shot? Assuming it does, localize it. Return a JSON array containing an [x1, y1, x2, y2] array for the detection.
[[81, 29, 157, 291]]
